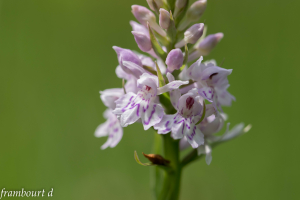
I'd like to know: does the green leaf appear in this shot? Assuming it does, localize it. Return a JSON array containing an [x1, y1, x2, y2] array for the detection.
[[134, 151, 152, 166], [122, 79, 126, 94], [167, 0, 176, 12], [142, 65, 157, 75], [183, 44, 189, 65], [148, 24, 167, 61], [196, 101, 206, 125], [155, 61, 166, 87], [153, 29, 170, 47], [167, 11, 177, 42]]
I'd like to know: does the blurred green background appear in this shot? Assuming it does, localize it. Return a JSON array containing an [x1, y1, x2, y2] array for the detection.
[[0, 0, 299, 199]]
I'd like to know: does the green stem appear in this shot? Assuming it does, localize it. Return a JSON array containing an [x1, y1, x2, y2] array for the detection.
[[158, 135, 182, 200]]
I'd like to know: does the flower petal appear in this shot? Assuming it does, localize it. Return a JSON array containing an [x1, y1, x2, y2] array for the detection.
[[116, 65, 131, 80], [100, 88, 124, 110], [197, 85, 214, 102], [137, 73, 159, 92], [215, 87, 236, 106], [95, 120, 110, 138], [166, 73, 181, 108], [221, 123, 245, 141], [122, 60, 149, 78], [201, 66, 232, 81], [187, 56, 204, 80], [124, 77, 138, 94], [101, 119, 123, 150], [95, 109, 124, 150], [119, 103, 142, 127], [185, 123, 204, 148], [171, 115, 185, 139], [113, 92, 136, 116], [141, 102, 164, 130], [197, 144, 205, 155], [154, 114, 176, 134], [157, 73, 189, 94], [205, 144, 212, 165]]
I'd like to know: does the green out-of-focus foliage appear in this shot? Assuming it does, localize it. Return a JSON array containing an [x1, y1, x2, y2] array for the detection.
[[0, 0, 299, 199]]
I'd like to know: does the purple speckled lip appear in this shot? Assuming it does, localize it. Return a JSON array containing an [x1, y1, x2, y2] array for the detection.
[[122, 96, 134, 112], [187, 126, 197, 141], [161, 121, 171, 133], [143, 104, 156, 125]]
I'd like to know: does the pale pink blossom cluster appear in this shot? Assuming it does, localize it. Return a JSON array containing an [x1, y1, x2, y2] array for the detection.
[[95, 0, 250, 165]]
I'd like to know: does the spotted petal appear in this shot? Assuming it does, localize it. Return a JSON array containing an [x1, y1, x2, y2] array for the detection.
[[95, 109, 123, 150], [184, 122, 204, 148], [141, 102, 164, 130], [100, 88, 124, 110], [154, 114, 176, 134], [197, 85, 214, 102], [113, 92, 137, 116]]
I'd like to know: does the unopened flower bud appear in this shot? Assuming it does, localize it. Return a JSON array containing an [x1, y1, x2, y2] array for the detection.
[[146, 0, 164, 11], [130, 21, 149, 36], [113, 46, 143, 76], [196, 33, 224, 55], [186, 0, 207, 22], [132, 5, 166, 37], [146, 0, 156, 11], [132, 5, 156, 26], [132, 31, 152, 52], [175, 0, 188, 11], [165, 49, 184, 72], [159, 9, 170, 29], [184, 23, 204, 44]]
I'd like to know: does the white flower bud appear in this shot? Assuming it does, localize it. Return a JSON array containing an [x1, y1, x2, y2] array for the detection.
[[186, 0, 207, 22], [159, 8, 170, 29], [184, 23, 204, 44], [132, 31, 152, 52], [132, 5, 166, 37], [196, 33, 224, 55], [146, 0, 156, 11], [132, 5, 156, 26], [165, 49, 184, 72]]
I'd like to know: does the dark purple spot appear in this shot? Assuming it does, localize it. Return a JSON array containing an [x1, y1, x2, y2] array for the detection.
[[209, 73, 218, 79], [186, 96, 194, 110], [145, 85, 151, 91]]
